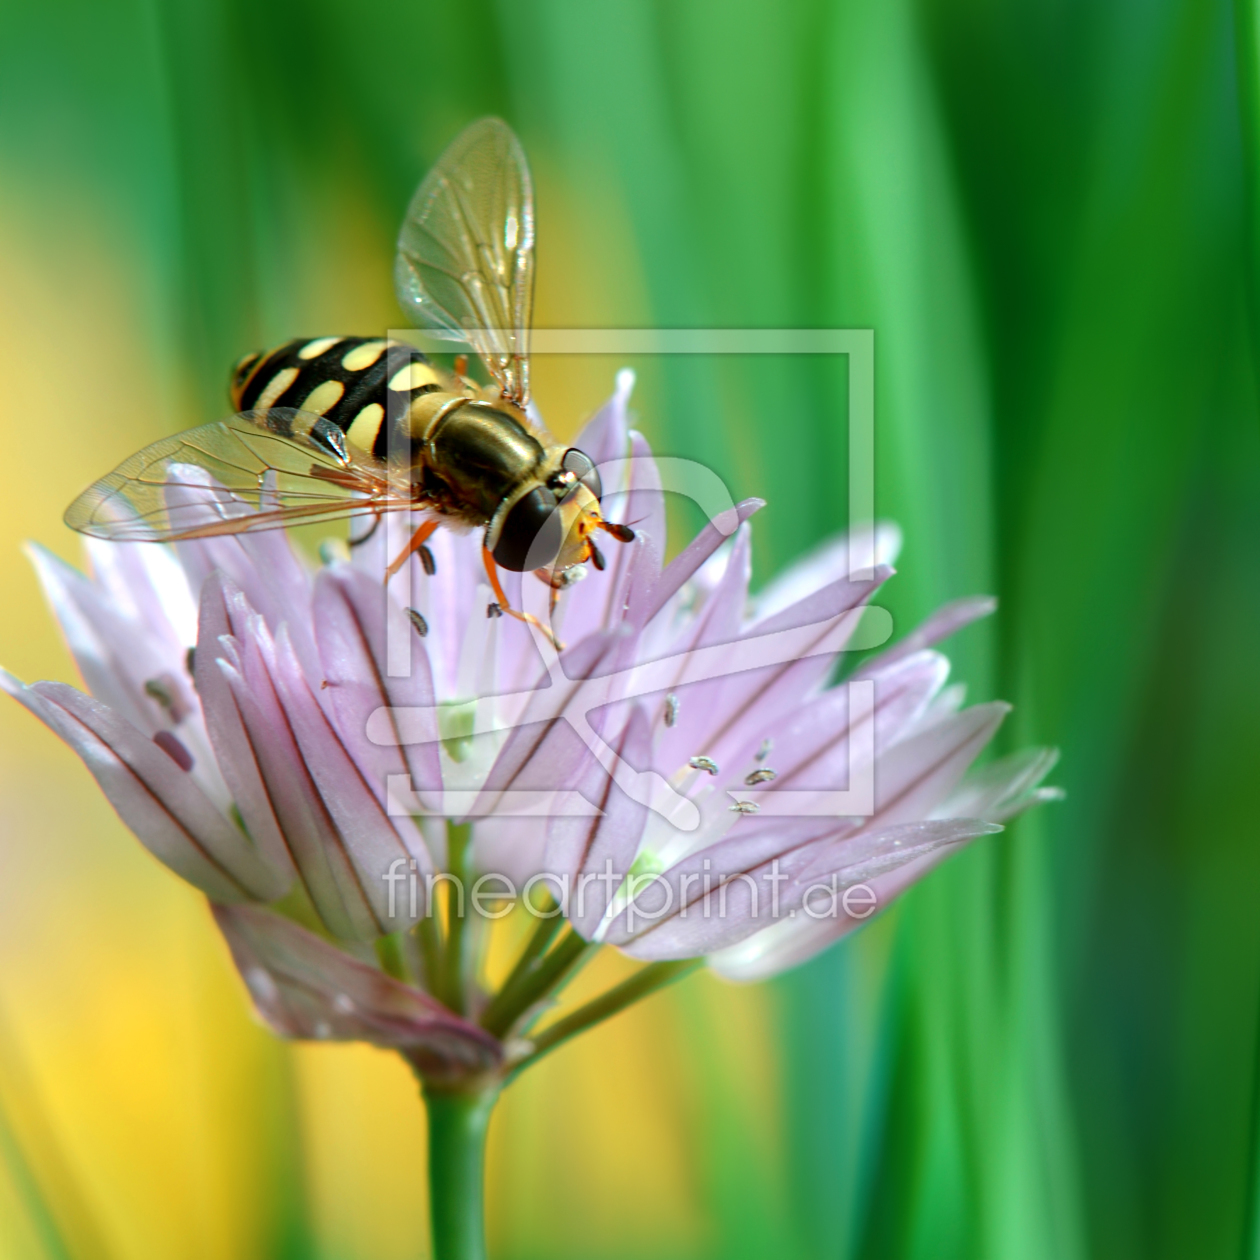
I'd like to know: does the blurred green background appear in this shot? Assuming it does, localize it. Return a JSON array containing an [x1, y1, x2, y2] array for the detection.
[[1, 0, 1258, 1257]]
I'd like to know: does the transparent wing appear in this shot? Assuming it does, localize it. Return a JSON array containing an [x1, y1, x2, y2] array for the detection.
[[64, 409, 419, 542], [394, 117, 534, 406]]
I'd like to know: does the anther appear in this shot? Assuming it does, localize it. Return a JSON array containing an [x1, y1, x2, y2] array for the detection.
[[407, 608, 429, 637], [419, 544, 436, 576], [487, 602, 503, 619], [756, 738, 773, 762], [689, 756, 719, 775], [145, 678, 173, 708], [664, 693, 680, 728], [153, 730, 194, 772], [729, 800, 759, 815], [745, 768, 777, 786], [145, 674, 190, 723], [349, 516, 381, 548]]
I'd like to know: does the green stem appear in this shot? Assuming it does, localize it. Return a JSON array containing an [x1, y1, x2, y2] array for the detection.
[[375, 932, 409, 982], [423, 1085, 498, 1260], [476, 897, 562, 1032], [440, 822, 474, 1014], [418, 910, 443, 994], [480, 930, 592, 1039], [512, 960, 700, 1077]]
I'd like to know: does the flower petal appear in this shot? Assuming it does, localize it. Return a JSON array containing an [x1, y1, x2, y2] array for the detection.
[[750, 521, 902, 624], [612, 818, 999, 960], [0, 671, 287, 902], [863, 700, 1009, 826], [213, 904, 502, 1081], [636, 497, 765, 627], [856, 595, 996, 678], [269, 623, 433, 932], [194, 574, 297, 881], [933, 746, 1062, 822], [545, 705, 653, 939], [707, 827, 990, 981], [313, 566, 443, 806], [652, 567, 893, 777]]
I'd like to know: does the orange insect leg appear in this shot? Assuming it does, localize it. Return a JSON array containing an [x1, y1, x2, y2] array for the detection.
[[385, 519, 441, 582], [481, 547, 562, 651]]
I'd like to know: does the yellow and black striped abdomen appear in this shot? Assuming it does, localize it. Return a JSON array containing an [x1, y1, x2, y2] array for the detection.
[[229, 336, 446, 460]]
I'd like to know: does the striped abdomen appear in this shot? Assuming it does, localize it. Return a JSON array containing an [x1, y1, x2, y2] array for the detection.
[[230, 336, 445, 461]]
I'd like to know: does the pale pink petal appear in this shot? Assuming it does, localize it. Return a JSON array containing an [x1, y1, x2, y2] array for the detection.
[[612, 819, 999, 959], [749, 521, 902, 624], [707, 842, 958, 981], [0, 672, 287, 903], [213, 904, 502, 1081], [857, 596, 996, 678], [270, 624, 433, 929], [635, 498, 765, 627], [545, 706, 653, 939], [27, 543, 188, 738], [219, 645, 380, 940], [933, 747, 1062, 822], [194, 575, 297, 882], [653, 567, 892, 776], [862, 701, 1010, 827], [313, 567, 443, 805]]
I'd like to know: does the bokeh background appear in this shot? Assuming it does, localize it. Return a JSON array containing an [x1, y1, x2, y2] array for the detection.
[[1, 0, 1258, 1257]]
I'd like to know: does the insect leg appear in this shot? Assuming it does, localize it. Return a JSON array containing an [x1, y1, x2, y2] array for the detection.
[[481, 547, 563, 650], [348, 514, 381, 548], [385, 518, 441, 581]]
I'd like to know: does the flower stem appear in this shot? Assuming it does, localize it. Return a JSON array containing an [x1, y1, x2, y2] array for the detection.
[[374, 931, 409, 982], [440, 821, 474, 1014], [423, 1084, 498, 1260], [480, 929, 592, 1039], [511, 959, 700, 1077]]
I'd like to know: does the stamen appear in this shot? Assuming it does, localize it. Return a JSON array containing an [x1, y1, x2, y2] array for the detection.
[[145, 674, 190, 723], [145, 677, 172, 707], [689, 756, 719, 775], [487, 602, 503, 619], [419, 544, 436, 576], [154, 730, 194, 772], [348, 515, 381, 547], [729, 800, 759, 815], [664, 693, 680, 727], [319, 538, 351, 566], [407, 608, 429, 637], [745, 768, 777, 786]]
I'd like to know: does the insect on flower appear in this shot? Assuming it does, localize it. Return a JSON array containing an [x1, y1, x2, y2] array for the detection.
[[62, 118, 633, 643]]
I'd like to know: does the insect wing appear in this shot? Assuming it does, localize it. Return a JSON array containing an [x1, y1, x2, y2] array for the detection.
[[64, 409, 414, 542], [395, 117, 534, 406]]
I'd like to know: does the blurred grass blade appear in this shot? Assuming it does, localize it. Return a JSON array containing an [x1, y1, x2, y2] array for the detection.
[[0, 1009, 112, 1260], [1236, 0, 1260, 384]]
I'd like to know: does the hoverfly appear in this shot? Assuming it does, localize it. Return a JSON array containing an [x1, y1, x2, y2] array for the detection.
[[64, 118, 633, 641]]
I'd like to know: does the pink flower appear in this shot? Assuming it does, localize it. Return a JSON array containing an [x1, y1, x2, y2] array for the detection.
[[1, 371, 1057, 1076]]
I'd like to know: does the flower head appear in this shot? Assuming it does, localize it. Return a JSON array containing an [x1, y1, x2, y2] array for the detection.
[[2, 371, 1058, 1080]]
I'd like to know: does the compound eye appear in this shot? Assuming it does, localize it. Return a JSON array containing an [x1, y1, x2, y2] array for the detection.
[[562, 448, 602, 500], [492, 486, 563, 571]]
